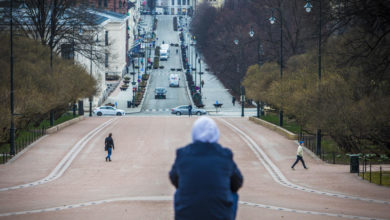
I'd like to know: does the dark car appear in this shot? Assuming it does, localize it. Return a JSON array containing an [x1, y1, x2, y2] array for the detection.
[[155, 87, 167, 99]]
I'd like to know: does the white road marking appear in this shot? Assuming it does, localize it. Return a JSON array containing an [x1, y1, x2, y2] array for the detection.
[[218, 118, 390, 205], [0, 196, 386, 220], [0, 118, 117, 192]]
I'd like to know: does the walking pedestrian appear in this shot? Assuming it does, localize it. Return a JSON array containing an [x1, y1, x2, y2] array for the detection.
[[105, 133, 115, 162], [169, 117, 243, 220], [201, 80, 204, 88], [188, 104, 192, 117], [291, 141, 308, 169], [232, 96, 236, 106]]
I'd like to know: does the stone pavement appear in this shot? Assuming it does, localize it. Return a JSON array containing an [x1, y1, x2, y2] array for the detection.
[[103, 15, 153, 114], [0, 117, 389, 219]]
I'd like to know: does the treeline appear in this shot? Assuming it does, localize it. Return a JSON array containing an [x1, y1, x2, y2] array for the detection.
[[0, 35, 97, 144], [191, 0, 390, 154]]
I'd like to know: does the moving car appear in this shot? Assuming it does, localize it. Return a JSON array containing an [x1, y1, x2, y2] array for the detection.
[[169, 74, 180, 87], [160, 44, 170, 60], [155, 87, 167, 99], [94, 106, 125, 116], [171, 105, 207, 116]]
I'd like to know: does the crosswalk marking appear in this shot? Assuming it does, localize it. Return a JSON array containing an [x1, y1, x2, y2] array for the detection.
[[144, 109, 171, 112]]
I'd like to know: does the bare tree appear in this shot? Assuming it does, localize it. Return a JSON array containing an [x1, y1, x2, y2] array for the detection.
[[8, 0, 107, 64]]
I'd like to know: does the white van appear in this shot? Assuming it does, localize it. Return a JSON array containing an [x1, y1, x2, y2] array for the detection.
[[160, 44, 170, 60], [169, 74, 180, 87]]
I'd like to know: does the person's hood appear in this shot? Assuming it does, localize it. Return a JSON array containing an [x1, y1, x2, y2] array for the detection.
[[192, 116, 219, 143]]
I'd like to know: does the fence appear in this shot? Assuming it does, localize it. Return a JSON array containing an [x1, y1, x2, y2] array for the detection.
[[358, 157, 389, 186], [1, 128, 46, 164], [299, 134, 350, 164]]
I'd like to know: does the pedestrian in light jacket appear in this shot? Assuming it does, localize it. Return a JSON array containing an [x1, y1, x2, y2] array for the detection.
[[291, 141, 308, 169], [169, 117, 243, 220], [105, 133, 115, 162]]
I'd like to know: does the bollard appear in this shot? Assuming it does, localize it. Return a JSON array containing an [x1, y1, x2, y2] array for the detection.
[[369, 161, 371, 183], [379, 166, 382, 185], [332, 152, 336, 164]]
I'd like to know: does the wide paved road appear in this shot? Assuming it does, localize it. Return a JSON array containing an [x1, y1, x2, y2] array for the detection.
[[0, 116, 389, 219], [142, 15, 190, 114]]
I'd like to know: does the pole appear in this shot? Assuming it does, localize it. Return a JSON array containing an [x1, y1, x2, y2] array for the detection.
[[9, 0, 15, 156], [279, 6, 284, 127], [241, 86, 244, 117], [89, 44, 93, 117], [50, 0, 57, 125], [195, 53, 198, 87], [199, 57, 201, 94], [316, 0, 322, 155]]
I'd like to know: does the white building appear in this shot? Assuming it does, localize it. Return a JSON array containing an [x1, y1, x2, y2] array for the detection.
[[74, 10, 129, 109]]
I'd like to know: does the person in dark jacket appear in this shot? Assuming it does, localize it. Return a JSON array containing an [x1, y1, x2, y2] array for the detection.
[[188, 104, 192, 117], [105, 133, 115, 162], [169, 117, 243, 220]]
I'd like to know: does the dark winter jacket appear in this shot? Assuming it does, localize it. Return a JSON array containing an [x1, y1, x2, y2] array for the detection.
[[169, 142, 243, 220]]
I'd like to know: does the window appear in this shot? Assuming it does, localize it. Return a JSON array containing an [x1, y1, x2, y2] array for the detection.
[[61, 44, 74, 60], [119, 0, 121, 8], [105, 31, 108, 46], [104, 0, 108, 7], [172, 0, 174, 5], [178, 0, 181, 5], [98, 0, 102, 7], [105, 53, 109, 67]]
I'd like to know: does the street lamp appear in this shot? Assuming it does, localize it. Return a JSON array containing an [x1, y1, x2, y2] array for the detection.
[[305, 0, 322, 155], [269, 7, 284, 127], [249, 25, 265, 117], [9, 0, 15, 156], [233, 38, 244, 117]]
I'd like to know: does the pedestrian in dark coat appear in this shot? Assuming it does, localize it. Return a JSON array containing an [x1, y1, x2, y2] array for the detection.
[[188, 104, 192, 117], [169, 117, 243, 220], [105, 133, 115, 162]]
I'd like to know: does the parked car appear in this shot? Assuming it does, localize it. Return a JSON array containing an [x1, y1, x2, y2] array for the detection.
[[171, 105, 207, 116], [155, 87, 167, 99], [93, 106, 125, 116]]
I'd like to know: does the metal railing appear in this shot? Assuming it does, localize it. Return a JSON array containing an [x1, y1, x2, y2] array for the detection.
[[1, 128, 46, 164]]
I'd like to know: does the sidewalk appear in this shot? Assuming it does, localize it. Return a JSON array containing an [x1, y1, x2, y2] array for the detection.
[[104, 15, 153, 114]]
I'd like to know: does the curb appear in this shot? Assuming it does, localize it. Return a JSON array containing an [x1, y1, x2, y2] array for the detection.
[[249, 116, 297, 140], [46, 116, 85, 134]]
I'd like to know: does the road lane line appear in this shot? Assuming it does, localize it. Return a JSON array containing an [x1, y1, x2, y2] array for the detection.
[[0, 196, 386, 220], [0, 118, 117, 192], [218, 118, 390, 205]]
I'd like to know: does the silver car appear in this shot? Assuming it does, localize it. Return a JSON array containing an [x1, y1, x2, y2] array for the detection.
[[171, 105, 207, 116], [93, 106, 125, 116]]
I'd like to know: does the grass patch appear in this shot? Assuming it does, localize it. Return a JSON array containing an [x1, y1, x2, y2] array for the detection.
[[259, 113, 300, 134], [359, 171, 390, 187]]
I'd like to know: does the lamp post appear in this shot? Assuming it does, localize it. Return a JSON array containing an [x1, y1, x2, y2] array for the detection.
[[9, 0, 15, 156], [305, 0, 322, 155], [89, 43, 93, 117], [198, 57, 202, 95], [249, 26, 265, 117], [234, 38, 245, 117], [269, 6, 284, 127]]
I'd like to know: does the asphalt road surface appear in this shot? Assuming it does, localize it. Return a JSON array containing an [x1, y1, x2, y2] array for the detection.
[[142, 15, 190, 115], [0, 116, 389, 220]]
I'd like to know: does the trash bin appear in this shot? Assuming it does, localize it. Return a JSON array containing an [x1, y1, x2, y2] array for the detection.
[[350, 154, 359, 173], [78, 100, 84, 116], [127, 101, 132, 108]]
